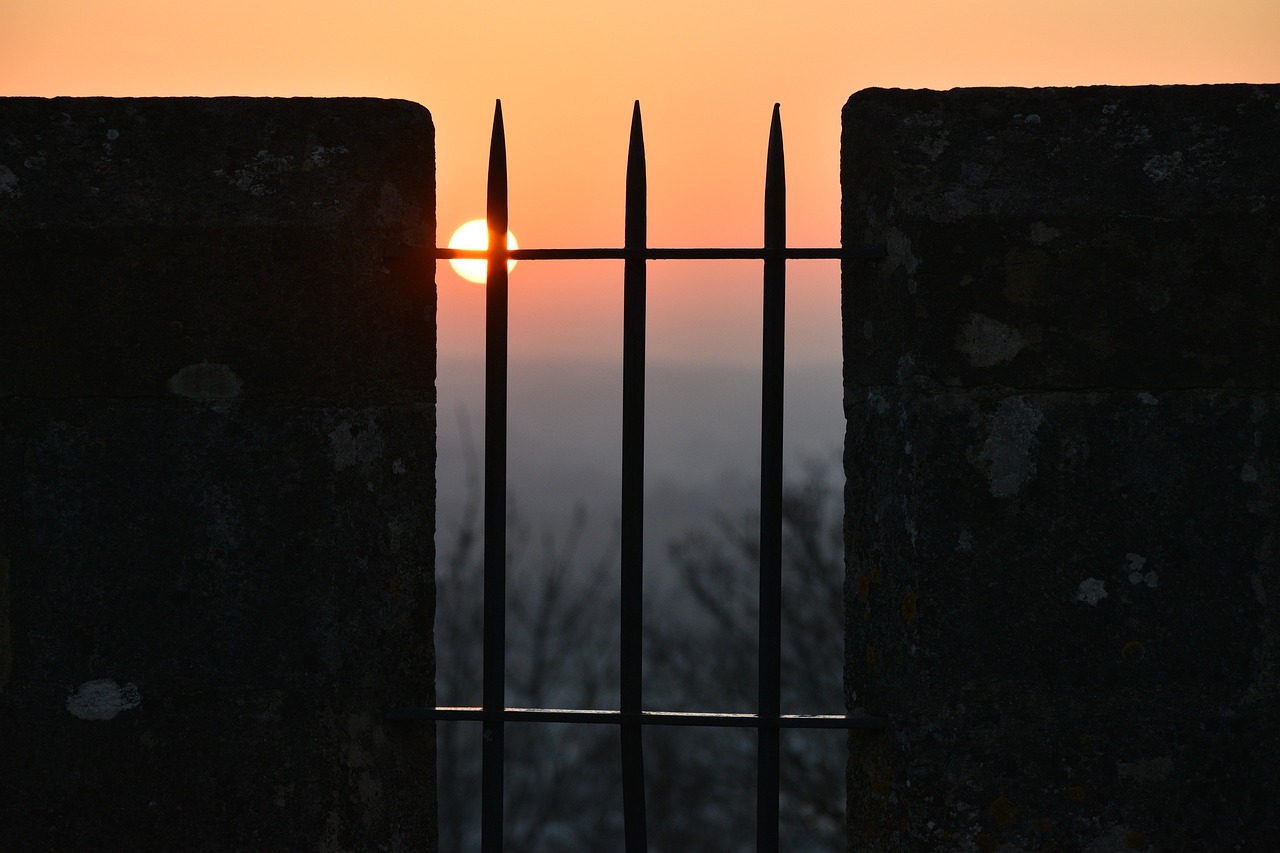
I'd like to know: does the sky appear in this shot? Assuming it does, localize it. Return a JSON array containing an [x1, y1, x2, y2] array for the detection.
[[6, 0, 1279, 561], [5, 0, 1277, 367]]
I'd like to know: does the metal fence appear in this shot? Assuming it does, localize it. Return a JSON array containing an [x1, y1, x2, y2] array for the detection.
[[390, 100, 886, 853]]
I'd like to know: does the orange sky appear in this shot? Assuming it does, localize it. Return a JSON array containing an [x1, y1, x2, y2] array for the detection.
[[4, 0, 1277, 364]]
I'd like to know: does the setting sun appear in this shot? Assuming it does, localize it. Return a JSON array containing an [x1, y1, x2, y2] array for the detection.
[[447, 219, 518, 284]]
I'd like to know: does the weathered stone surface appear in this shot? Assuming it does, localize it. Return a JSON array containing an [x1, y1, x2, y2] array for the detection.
[[843, 86, 1279, 851], [844, 84, 1279, 392], [0, 98, 436, 851], [1, 97, 435, 400]]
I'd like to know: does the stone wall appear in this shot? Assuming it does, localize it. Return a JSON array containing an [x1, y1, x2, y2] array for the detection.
[[842, 84, 1279, 851], [0, 98, 437, 851]]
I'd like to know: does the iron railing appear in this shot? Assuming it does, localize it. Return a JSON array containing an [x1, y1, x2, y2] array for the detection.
[[390, 100, 887, 853]]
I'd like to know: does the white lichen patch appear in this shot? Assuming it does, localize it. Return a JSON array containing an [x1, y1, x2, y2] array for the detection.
[[940, 186, 978, 222], [309, 145, 348, 167], [377, 181, 409, 223], [957, 313, 1025, 368], [1117, 125, 1153, 148], [1145, 285, 1171, 313], [0, 164, 20, 198], [67, 679, 141, 720], [955, 529, 974, 553], [1076, 578, 1108, 606], [231, 150, 296, 196], [328, 416, 385, 476], [1137, 391, 1159, 406], [1143, 152, 1183, 183], [386, 518, 405, 554], [1126, 553, 1158, 588], [903, 497, 918, 548], [866, 391, 889, 416], [1131, 550, 1162, 584], [168, 363, 242, 401], [886, 228, 920, 288], [918, 129, 950, 160], [1029, 222, 1061, 244], [980, 396, 1043, 497], [1241, 463, 1259, 483], [896, 353, 916, 382]]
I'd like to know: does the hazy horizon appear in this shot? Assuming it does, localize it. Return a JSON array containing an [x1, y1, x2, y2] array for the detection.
[[437, 353, 847, 572]]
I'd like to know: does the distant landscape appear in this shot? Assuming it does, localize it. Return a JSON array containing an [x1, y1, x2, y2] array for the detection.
[[436, 355, 847, 575], [434, 355, 852, 850]]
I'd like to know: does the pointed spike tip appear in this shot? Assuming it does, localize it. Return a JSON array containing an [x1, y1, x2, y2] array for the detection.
[[628, 102, 645, 153], [624, 100, 646, 250]]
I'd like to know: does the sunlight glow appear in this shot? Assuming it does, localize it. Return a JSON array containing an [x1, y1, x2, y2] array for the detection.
[[447, 219, 518, 284]]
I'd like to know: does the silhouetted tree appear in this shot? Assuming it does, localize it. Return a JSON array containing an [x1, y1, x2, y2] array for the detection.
[[435, 454, 847, 851], [645, 458, 847, 851], [435, 479, 622, 851]]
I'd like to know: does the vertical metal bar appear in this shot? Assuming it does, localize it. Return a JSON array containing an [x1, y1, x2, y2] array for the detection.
[[757, 103, 786, 853], [620, 99, 650, 853], [482, 99, 509, 853]]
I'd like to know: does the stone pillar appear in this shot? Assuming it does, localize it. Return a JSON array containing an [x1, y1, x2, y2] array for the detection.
[[0, 98, 437, 851], [842, 85, 1278, 850]]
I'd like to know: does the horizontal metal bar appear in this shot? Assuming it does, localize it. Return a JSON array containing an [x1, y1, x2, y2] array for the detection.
[[432, 246, 886, 261], [387, 706, 887, 729]]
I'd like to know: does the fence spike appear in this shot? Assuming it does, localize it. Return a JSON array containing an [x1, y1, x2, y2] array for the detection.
[[625, 101, 646, 249], [765, 103, 785, 248], [487, 100, 510, 269], [758, 101, 786, 853], [481, 97, 509, 853], [621, 97, 650, 853]]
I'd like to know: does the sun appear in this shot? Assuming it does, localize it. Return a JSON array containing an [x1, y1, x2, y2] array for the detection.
[[447, 219, 518, 284]]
